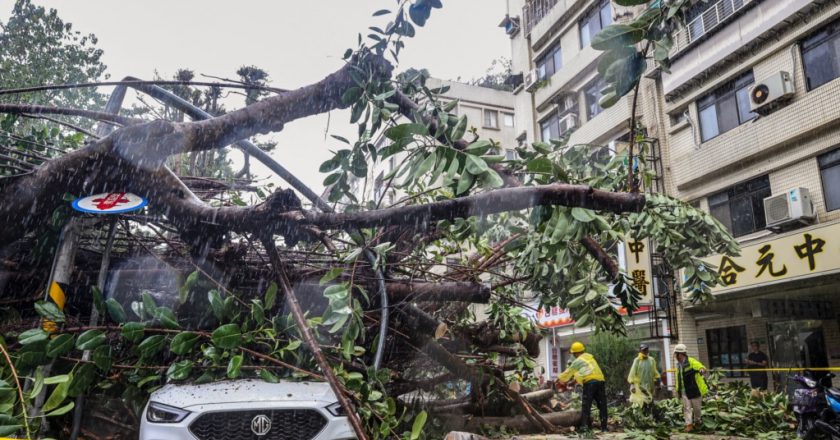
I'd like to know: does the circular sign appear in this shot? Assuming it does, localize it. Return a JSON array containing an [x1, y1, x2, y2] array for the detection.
[[71, 192, 148, 214]]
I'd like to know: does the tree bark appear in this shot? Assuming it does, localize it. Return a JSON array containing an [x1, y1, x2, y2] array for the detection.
[[386, 281, 490, 304]]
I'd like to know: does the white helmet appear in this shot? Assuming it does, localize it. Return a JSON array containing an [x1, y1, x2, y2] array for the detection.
[[674, 344, 688, 354]]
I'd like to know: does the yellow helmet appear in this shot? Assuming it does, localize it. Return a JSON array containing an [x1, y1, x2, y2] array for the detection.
[[570, 342, 585, 353]]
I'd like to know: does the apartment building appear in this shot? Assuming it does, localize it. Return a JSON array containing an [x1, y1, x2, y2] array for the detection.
[[643, 0, 840, 389], [501, 0, 675, 382]]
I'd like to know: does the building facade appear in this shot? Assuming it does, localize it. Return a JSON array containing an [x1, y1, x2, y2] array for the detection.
[[648, 0, 840, 390], [502, 0, 674, 383], [504, 0, 840, 389]]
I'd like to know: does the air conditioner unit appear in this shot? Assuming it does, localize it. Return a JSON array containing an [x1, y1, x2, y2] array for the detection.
[[558, 113, 578, 135], [524, 67, 544, 93], [749, 71, 794, 114], [763, 187, 815, 231]]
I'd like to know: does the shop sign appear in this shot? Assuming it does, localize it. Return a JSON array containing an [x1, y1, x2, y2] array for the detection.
[[72, 192, 148, 214], [525, 303, 652, 328], [624, 237, 653, 304], [698, 222, 840, 294]]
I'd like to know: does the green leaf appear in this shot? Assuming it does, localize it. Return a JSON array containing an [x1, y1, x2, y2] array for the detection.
[[170, 332, 200, 355], [319, 268, 344, 285], [526, 157, 553, 173], [43, 374, 70, 385], [46, 334, 74, 358], [591, 24, 645, 51], [0, 414, 22, 437], [456, 171, 474, 195], [34, 301, 65, 323], [384, 123, 428, 141], [605, 52, 646, 97], [585, 289, 600, 302], [104, 298, 126, 323], [259, 369, 279, 383], [571, 207, 596, 223], [212, 324, 242, 349], [67, 364, 97, 397], [45, 401, 74, 417], [480, 169, 504, 189], [142, 291, 158, 317], [464, 154, 488, 174], [138, 335, 166, 359], [465, 139, 492, 155], [615, 0, 650, 5], [227, 354, 243, 379], [372, 9, 391, 16], [450, 115, 468, 141], [19, 328, 49, 345], [166, 360, 193, 381], [251, 299, 265, 324], [155, 307, 180, 329], [264, 282, 278, 310], [92, 345, 112, 371], [121, 322, 145, 342], [208, 289, 225, 321], [411, 410, 428, 440], [43, 372, 72, 413], [91, 286, 105, 317]]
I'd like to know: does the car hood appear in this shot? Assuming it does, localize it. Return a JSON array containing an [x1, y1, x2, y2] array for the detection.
[[150, 379, 337, 409]]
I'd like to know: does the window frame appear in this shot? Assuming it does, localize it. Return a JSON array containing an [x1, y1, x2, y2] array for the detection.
[[697, 71, 756, 142], [535, 42, 563, 80], [539, 96, 578, 142], [483, 109, 499, 129], [818, 148, 840, 212], [579, 0, 612, 49], [503, 112, 515, 128], [801, 20, 840, 91], [584, 77, 606, 121], [706, 326, 748, 378], [708, 175, 771, 237]]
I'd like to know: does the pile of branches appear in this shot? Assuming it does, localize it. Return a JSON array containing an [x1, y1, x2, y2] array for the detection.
[[619, 374, 794, 440], [0, 1, 743, 439]]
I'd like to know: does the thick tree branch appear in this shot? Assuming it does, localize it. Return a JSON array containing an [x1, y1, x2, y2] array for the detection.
[[386, 281, 491, 303], [580, 236, 620, 280]]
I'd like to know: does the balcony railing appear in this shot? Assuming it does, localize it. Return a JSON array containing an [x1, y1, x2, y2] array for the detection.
[[522, 0, 560, 35], [672, 0, 755, 54]]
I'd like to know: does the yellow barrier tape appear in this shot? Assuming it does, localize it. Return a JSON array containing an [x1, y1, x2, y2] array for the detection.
[[664, 367, 840, 373]]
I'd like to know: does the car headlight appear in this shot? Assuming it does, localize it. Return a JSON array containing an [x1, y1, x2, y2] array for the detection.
[[146, 402, 190, 423], [326, 401, 346, 417]]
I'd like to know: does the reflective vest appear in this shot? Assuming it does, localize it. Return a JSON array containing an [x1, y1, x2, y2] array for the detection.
[[558, 353, 605, 384], [676, 356, 708, 398]]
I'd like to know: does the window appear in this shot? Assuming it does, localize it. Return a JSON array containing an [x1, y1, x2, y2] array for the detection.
[[580, 0, 612, 48], [505, 149, 518, 160], [483, 109, 499, 129], [802, 21, 840, 91], [708, 175, 771, 237], [697, 71, 756, 142], [584, 77, 606, 120], [540, 96, 578, 142], [819, 148, 840, 211], [503, 113, 515, 127], [706, 326, 748, 378], [536, 43, 562, 80]]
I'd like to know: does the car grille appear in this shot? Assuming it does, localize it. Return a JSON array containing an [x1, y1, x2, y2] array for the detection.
[[189, 409, 327, 440]]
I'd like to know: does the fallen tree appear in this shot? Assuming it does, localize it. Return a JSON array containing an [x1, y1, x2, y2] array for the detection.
[[0, 1, 741, 439]]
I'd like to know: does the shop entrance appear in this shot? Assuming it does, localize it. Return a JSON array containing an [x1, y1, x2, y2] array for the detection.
[[768, 320, 829, 392]]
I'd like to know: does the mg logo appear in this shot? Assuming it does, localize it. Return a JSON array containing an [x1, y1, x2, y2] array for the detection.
[[251, 414, 271, 436]]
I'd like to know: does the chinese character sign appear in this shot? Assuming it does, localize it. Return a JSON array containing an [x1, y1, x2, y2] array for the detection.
[[696, 223, 840, 294], [624, 238, 653, 304]]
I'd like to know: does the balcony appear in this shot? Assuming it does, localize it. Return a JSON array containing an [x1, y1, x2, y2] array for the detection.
[[672, 0, 757, 55], [522, 0, 560, 35]]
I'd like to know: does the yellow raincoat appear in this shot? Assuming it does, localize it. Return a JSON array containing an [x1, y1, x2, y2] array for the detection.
[[557, 353, 605, 384], [628, 353, 660, 405]]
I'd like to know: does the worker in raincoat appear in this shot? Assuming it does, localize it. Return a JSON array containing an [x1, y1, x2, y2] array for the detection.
[[556, 342, 608, 432], [627, 343, 660, 416], [674, 343, 708, 433]]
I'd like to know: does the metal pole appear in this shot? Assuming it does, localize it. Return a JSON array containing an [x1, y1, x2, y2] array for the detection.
[[69, 219, 117, 440]]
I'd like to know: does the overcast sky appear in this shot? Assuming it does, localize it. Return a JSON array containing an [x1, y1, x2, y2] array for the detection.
[[19, 0, 510, 199]]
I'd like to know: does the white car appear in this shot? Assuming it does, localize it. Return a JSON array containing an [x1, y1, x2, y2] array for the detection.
[[139, 379, 356, 440]]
